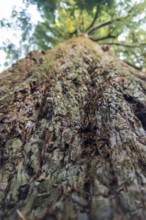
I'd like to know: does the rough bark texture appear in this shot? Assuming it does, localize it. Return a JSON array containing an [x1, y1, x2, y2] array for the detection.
[[1, 37, 146, 220]]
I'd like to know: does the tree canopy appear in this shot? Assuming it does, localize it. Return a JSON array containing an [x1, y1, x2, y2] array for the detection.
[[1, 0, 146, 69]]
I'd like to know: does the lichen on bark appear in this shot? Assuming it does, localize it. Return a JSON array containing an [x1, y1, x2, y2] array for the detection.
[[1, 37, 146, 220]]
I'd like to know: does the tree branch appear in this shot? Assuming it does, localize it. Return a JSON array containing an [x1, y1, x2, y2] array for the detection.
[[89, 34, 117, 42], [85, 5, 99, 32], [124, 61, 142, 70], [87, 16, 128, 35], [101, 42, 146, 48]]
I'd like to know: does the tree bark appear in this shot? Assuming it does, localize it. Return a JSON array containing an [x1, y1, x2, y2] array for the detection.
[[1, 37, 146, 220]]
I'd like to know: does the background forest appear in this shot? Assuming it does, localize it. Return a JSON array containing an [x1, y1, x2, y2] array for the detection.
[[0, 0, 146, 70]]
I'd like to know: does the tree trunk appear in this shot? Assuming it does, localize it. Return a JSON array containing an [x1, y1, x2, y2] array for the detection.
[[1, 36, 146, 220]]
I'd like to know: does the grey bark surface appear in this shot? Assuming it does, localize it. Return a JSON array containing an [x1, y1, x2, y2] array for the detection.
[[0, 37, 146, 220]]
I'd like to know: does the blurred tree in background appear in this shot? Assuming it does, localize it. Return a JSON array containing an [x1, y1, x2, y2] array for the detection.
[[1, 0, 146, 69]]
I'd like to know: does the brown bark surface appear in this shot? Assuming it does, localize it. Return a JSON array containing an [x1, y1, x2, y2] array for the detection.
[[1, 37, 146, 220]]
